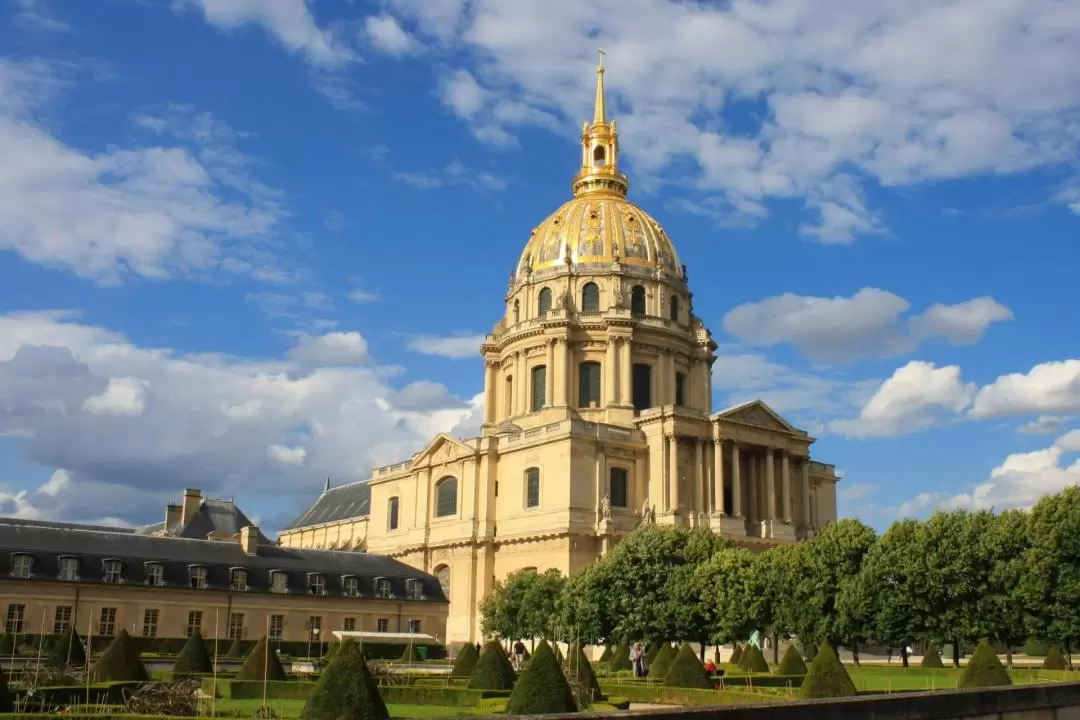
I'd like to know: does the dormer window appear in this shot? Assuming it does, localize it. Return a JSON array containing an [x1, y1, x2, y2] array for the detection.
[[230, 568, 248, 591], [58, 556, 79, 582], [189, 565, 207, 590], [308, 573, 325, 595], [145, 562, 164, 587], [375, 577, 392, 599], [406, 578, 424, 600], [342, 576, 359, 597], [11, 553, 33, 579], [102, 559, 124, 584], [270, 571, 288, 594]]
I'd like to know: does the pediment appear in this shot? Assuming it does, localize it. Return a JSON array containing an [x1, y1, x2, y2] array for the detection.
[[716, 400, 797, 434], [409, 433, 475, 469]]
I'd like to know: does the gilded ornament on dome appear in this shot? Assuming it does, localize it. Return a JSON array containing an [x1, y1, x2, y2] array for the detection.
[[538, 225, 563, 263], [622, 211, 648, 260], [577, 203, 605, 257]]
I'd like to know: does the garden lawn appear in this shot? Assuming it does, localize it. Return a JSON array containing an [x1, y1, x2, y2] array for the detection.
[[212, 698, 503, 718], [846, 666, 1078, 692]]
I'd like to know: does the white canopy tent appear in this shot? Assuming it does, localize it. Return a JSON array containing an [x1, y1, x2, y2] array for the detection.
[[330, 630, 439, 643]]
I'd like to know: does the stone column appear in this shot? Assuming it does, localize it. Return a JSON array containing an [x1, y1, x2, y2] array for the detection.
[[800, 461, 810, 529], [703, 360, 713, 413], [693, 439, 704, 513], [514, 352, 524, 416], [619, 339, 632, 406], [605, 341, 617, 406], [765, 448, 776, 521], [747, 451, 757, 521], [713, 440, 725, 515], [554, 340, 567, 406], [731, 443, 741, 517], [668, 435, 680, 512], [483, 362, 497, 424], [657, 351, 669, 405], [545, 341, 555, 407], [780, 450, 791, 523]]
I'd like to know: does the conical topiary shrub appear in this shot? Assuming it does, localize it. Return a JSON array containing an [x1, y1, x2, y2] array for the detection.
[[91, 629, 149, 682], [0, 635, 14, 656], [729, 644, 743, 665], [451, 643, 479, 677], [777, 644, 808, 676], [566, 643, 602, 703], [738, 643, 769, 673], [467, 640, 516, 690], [47, 629, 86, 668], [1043, 645, 1068, 670], [645, 643, 662, 665], [173, 629, 214, 674], [799, 642, 856, 699], [664, 644, 712, 689], [505, 640, 577, 715], [921, 643, 945, 668], [599, 644, 613, 663], [399, 644, 422, 662], [648, 643, 677, 679], [609, 641, 633, 672], [235, 636, 287, 682], [225, 637, 244, 658], [301, 639, 387, 720], [958, 639, 1012, 688], [0, 666, 10, 713]]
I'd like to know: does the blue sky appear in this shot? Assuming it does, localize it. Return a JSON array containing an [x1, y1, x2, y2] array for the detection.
[[1, 0, 1078, 533]]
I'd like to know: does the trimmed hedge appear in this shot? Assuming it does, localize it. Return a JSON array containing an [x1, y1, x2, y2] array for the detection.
[[921, 643, 945, 668], [399, 644, 422, 663], [235, 636, 287, 682], [777, 645, 807, 677], [505, 639, 577, 715], [451, 643, 479, 677], [13, 681, 145, 708], [225, 638, 245, 659], [729, 644, 743, 665], [958, 639, 1012, 689], [566, 643, 603, 701], [720, 674, 804, 689], [301, 639, 387, 720], [91, 630, 149, 683], [609, 641, 633, 672], [799, 642, 856, 699], [664, 644, 711, 689], [0, 666, 11, 713], [1044, 646, 1068, 670], [600, 683, 766, 707], [1024, 638, 1050, 657], [645, 643, 662, 665], [47, 629, 86, 668], [173, 630, 214, 674], [599, 645, 613, 663], [0, 635, 14, 655], [380, 686, 510, 707], [467, 640, 515, 690], [738, 643, 769, 674], [647, 644, 676, 679]]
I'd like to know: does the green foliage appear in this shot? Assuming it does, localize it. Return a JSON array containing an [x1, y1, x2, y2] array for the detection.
[[799, 642, 856, 699], [301, 639, 388, 720], [728, 644, 743, 665], [1043, 645, 1068, 670], [737, 643, 769, 674], [0, 635, 14, 655], [608, 641, 632, 672], [90, 629, 149, 682], [557, 564, 610, 645], [0, 666, 11, 713], [855, 519, 922, 654], [1024, 638, 1050, 657], [480, 568, 566, 641], [467, 640, 515, 690], [921, 643, 944, 668], [1024, 488, 1080, 650], [173, 629, 214, 674], [553, 642, 564, 667], [647, 643, 676, 679], [566, 642, 602, 702], [700, 547, 768, 646], [598, 644, 613, 662], [644, 643, 661, 664], [957, 639, 1012, 688], [47, 629, 86, 668], [977, 510, 1032, 649], [663, 644, 711, 689], [451, 643, 479, 677], [505, 639, 577, 715], [235, 636, 287, 682], [777, 644, 807, 676], [399, 644, 422, 662], [225, 638, 244, 658]]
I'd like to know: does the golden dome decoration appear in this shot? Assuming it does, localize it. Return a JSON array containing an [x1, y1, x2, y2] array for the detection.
[[516, 51, 681, 276]]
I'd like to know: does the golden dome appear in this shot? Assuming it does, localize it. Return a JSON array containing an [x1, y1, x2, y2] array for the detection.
[[516, 52, 681, 276], [518, 195, 681, 274]]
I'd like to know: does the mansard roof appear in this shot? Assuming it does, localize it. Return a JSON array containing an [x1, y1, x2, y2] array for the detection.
[[284, 480, 371, 530]]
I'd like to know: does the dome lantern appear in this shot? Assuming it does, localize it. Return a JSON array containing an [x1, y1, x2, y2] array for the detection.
[[572, 50, 629, 199]]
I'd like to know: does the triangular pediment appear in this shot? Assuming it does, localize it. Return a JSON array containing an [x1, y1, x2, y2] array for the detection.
[[715, 400, 798, 434], [409, 433, 475, 469]]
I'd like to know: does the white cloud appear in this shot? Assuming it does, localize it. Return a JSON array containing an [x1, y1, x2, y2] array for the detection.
[[0, 310, 481, 525], [722, 289, 1011, 363], [346, 289, 380, 304], [829, 361, 976, 438], [82, 377, 147, 417], [379, 0, 1080, 235], [364, 14, 421, 56], [394, 161, 508, 192], [1017, 415, 1069, 435], [406, 334, 485, 359], [970, 360, 1080, 418]]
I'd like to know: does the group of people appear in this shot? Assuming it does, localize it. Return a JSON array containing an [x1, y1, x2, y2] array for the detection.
[[628, 642, 721, 678]]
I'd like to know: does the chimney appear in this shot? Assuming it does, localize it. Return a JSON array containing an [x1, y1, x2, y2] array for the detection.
[[240, 526, 260, 555], [164, 503, 181, 533], [181, 488, 202, 526]]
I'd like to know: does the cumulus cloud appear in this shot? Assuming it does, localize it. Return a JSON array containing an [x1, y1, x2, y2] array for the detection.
[[394, 161, 508, 192], [1017, 415, 1069, 435], [377, 0, 1080, 237], [722, 289, 1012, 363], [970, 360, 1080, 418], [406, 334, 485, 359], [364, 14, 422, 56], [0, 310, 481, 526]]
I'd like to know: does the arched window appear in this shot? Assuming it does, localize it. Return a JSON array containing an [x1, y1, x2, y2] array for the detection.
[[581, 282, 600, 313], [434, 565, 450, 598], [531, 365, 547, 412], [387, 496, 400, 531], [435, 476, 458, 518], [669, 295, 680, 322], [631, 285, 646, 315], [578, 361, 601, 408], [513, 300, 520, 324], [538, 287, 552, 316], [610, 467, 629, 508], [593, 146, 606, 165], [675, 372, 686, 407], [524, 467, 540, 508]]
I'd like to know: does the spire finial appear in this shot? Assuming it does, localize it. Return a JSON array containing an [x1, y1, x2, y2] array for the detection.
[[593, 48, 607, 125], [323, 477, 331, 493]]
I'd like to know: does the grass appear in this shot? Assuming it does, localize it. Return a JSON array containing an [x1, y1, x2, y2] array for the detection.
[[212, 698, 501, 719]]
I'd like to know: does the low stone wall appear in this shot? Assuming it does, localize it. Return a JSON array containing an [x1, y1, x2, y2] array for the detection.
[[505, 682, 1080, 720]]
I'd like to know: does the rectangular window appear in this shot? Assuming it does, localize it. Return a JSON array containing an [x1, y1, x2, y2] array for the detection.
[[308, 616, 322, 642], [388, 496, 400, 531], [406, 579, 424, 600], [189, 566, 207, 590], [98, 607, 117, 637], [269, 615, 284, 640], [375, 578, 392, 599], [632, 363, 652, 413], [5, 604, 25, 634], [11, 554, 32, 578], [675, 372, 686, 407], [146, 563, 164, 587], [103, 560, 123, 584], [578, 362, 601, 408], [230, 568, 248, 591], [271, 572, 288, 593], [376, 618, 389, 633], [53, 606, 72, 635], [525, 468, 540, 508], [610, 467, 629, 508], [186, 610, 202, 637], [407, 619, 421, 634], [309, 574, 325, 595], [530, 365, 546, 412], [58, 557, 78, 582], [142, 609, 159, 637], [343, 617, 356, 632], [343, 576, 359, 597], [228, 612, 245, 640]]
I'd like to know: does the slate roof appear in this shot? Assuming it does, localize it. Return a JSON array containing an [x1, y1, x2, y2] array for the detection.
[[0, 519, 446, 603], [135, 498, 264, 540], [284, 481, 371, 531]]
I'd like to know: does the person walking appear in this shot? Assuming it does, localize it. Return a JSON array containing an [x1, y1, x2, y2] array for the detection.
[[513, 640, 527, 671], [630, 642, 645, 677]]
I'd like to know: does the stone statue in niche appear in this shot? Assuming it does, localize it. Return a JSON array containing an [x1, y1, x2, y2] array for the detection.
[[639, 497, 654, 525], [600, 494, 612, 520]]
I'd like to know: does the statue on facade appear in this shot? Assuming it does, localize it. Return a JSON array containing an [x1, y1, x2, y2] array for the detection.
[[639, 497, 654, 525], [600, 494, 612, 520]]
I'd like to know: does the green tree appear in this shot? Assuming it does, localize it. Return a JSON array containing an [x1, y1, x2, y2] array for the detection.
[[856, 519, 922, 666], [974, 509, 1031, 668], [480, 568, 564, 641], [557, 563, 611, 644], [520, 569, 566, 639], [700, 546, 765, 647], [301, 639, 388, 720], [1023, 488, 1080, 660]]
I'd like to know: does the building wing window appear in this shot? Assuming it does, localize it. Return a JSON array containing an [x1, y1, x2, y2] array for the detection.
[[343, 617, 356, 631], [343, 576, 359, 597], [675, 372, 686, 407], [53, 606, 72, 635], [189, 565, 207, 590], [271, 571, 288, 593], [407, 619, 422, 633], [406, 578, 424, 600], [10, 553, 32, 579], [98, 607, 117, 637], [228, 612, 245, 640], [610, 467, 629, 508], [230, 568, 248, 591], [388, 496, 400, 531], [308, 573, 325, 595], [186, 611, 202, 637], [538, 287, 552, 315], [5, 604, 25, 634], [669, 295, 680, 322], [375, 578, 392, 599], [58, 556, 79, 582], [269, 614, 284, 640], [142, 609, 159, 638], [530, 365, 547, 412], [102, 559, 123, 584], [308, 615, 322, 643], [435, 476, 458, 518], [578, 361, 601, 408], [581, 282, 600, 312], [377, 618, 389, 633], [631, 285, 646, 315], [525, 467, 541, 508], [145, 562, 164, 587]]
